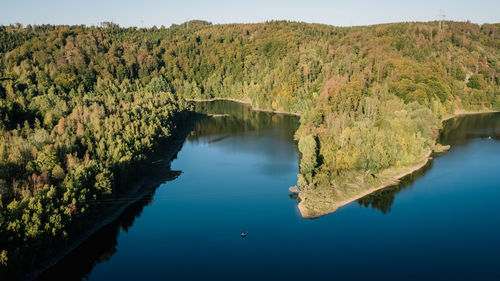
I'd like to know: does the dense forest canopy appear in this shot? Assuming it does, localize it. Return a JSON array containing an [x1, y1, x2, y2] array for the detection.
[[0, 20, 498, 276]]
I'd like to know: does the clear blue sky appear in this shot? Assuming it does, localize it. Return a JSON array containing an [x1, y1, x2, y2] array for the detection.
[[1, 0, 499, 27]]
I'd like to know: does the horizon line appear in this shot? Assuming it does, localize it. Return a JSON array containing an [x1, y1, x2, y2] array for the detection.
[[1, 19, 498, 29]]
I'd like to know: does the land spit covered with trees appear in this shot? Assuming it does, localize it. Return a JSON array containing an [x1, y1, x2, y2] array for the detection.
[[0, 20, 499, 278]]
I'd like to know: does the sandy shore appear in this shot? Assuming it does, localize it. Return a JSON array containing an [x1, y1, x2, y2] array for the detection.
[[298, 151, 432, 219], [298, 109, 500, 219], [186, 97, 301, 117]]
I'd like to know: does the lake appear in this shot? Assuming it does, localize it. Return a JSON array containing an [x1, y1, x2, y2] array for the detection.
[[38, 102, 500, 281]]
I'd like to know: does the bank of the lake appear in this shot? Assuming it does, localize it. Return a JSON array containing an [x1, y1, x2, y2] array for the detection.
[[25, 114, 204, 281], [297, 109, 500, 219], [297, 150, 432, 219]]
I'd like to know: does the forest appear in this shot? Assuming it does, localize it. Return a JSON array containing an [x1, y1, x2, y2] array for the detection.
[[0, 20, 499, 275]]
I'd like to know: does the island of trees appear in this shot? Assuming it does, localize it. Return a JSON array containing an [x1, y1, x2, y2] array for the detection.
[[0, 20, 498, 278]]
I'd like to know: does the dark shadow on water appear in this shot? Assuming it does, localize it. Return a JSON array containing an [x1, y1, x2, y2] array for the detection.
[[30, 115, 202, 280], [36, 168, 182, 281], [356, 160, 434, 214]]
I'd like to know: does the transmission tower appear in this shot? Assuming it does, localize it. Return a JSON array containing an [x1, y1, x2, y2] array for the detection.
[[439, 9, 446, 31]]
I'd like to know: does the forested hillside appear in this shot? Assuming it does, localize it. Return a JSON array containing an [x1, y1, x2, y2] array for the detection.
[[0, 20, 499, 275]]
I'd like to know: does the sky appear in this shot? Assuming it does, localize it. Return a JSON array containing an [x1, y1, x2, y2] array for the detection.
[[1, 0, 499, 27]]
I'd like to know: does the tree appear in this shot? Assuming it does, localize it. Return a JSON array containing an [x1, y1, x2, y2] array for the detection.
[[146, 77, 171, 94], [466, 74, 485, 90], [298, 135, 317, 176], [51, 165, 65, 180], [57, 117, 65, 135]]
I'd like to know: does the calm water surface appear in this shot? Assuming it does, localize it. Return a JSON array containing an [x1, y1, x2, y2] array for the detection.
[[39, 103, 500, 281]]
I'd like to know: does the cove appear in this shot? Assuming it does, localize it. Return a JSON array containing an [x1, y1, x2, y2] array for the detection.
[[37, 102, 500, 281]]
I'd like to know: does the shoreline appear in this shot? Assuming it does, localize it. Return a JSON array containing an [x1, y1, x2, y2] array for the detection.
[[298, 151, 432, 219], [186, 97, 302, 117], [298, 109, 500, 219], [441, 109, 500, 121], [27, 114, 204, 281]]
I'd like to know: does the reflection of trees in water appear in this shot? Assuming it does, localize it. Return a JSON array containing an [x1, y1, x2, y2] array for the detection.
[[188, 101, 298, 142], [356, 161, 434, 214], [439, 113, 500, 145], [356, 113, 500, 214], [37, 169, 181, 281]]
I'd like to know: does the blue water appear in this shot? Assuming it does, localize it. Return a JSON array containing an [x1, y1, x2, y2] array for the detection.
[[38, 104, 500, 281]]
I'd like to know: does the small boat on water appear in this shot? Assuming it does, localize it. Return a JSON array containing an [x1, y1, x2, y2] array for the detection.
[[241, 231, 248, 237]]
